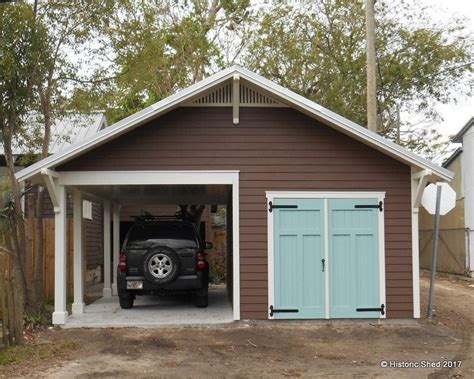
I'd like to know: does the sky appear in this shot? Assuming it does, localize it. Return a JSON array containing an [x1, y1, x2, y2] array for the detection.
[[421, 0, 473, 137]]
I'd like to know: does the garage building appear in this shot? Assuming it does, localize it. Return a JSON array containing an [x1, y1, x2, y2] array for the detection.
[[15, 66, 453, 324]]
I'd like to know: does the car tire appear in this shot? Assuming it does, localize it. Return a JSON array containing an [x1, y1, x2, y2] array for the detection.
[[143, 247, 180, 285], [119, 292, 134, 309], [195, 287, 208, 308]]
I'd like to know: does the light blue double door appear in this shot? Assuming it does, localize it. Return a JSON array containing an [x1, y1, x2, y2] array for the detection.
[[272, 197, 382, 319]]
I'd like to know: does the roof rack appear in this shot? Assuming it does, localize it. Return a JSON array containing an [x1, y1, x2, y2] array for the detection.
[[130, 211, 185, 221]]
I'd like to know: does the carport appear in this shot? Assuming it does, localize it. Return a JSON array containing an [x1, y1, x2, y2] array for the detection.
[[39, 170, 239, 325]]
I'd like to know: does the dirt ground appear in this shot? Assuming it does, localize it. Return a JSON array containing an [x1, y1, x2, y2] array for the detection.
[[1, 273, 473, 378]]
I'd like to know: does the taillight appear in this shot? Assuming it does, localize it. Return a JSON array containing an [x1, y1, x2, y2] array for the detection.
[[196, 250, 207, 270], [119, 252, 127, 272], [197, 252, 206, 261]]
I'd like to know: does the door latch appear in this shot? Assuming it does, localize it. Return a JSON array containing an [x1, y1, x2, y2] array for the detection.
[[321, 258, 325, 272]]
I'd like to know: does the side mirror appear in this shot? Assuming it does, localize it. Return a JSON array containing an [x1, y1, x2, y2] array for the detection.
[[204, 242, 213, 250]]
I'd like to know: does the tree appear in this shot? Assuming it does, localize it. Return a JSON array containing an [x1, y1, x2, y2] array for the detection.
[[0, 2, 52, 308], [72, 0, 251, 123], [243, 0, 472, 158], [25, 0, 116, 306]]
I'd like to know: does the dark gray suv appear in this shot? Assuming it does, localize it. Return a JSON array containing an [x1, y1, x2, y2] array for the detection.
[[117, 216, 212, 309]]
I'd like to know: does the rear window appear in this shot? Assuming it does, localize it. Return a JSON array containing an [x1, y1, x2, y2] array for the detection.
[[126, 222, 198, 249]]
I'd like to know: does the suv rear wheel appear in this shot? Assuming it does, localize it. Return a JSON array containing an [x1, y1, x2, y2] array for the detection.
[[195, 287, 208, 308], [119, 292, 134, 309]]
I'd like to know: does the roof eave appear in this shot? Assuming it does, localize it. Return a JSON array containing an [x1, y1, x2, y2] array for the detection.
[[15, 65, 454, 183]]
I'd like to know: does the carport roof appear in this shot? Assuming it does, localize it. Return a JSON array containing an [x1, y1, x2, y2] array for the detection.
[[15, 66, 453, 182]]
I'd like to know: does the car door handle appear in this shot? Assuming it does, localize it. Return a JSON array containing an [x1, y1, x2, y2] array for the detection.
[[321, 258, 325, 272]]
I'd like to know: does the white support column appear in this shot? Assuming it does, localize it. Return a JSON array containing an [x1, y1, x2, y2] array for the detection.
[[411, 168, 422, 319], [72, 190, 85, 314], [52, 185, 68, 325], [103, 200, 112, 297], [112, 203, 120, 296]]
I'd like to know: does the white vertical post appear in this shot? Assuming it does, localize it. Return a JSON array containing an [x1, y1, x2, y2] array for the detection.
[[72, 190, 85, 314], [112, 203, 120, 296], [411, 169, 421, 318], [52, 185, 68, 325], [232, 175, 240, 320], [103, 200, 112, 297]]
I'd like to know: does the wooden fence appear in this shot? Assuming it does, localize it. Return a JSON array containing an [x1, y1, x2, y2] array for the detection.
[[25, 218, 80, 299], [0, 254, 23, 346]]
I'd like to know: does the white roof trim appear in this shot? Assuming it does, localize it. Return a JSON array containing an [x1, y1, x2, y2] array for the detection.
[[15, 66, 453, 182]]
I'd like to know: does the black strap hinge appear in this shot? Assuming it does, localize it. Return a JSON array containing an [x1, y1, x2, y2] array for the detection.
[[269, 305, 299, 317], [354, 201, 383, 212], [356, 304, 385, 315], [268, 201, 298, 213]]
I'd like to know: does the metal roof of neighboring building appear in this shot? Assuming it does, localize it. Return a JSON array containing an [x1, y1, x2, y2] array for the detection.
[[1, 113, 107, 156], [442, 147, 463, 168], [453, 117, 474, 143]]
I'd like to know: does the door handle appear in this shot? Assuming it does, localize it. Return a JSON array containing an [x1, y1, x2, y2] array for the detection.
[[321, 258, 325, 272]]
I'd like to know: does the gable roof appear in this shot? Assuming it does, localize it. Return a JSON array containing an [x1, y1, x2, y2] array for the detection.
[[453, 117, 474, 143], [1, 113, 107, 157], [15, 66, 453, 182]]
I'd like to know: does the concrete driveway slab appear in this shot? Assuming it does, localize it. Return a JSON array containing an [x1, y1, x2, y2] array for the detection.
[[65, 286, 233, 328]]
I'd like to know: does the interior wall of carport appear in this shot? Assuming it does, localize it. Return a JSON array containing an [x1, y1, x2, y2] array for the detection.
[[57, 106, 415, 320]]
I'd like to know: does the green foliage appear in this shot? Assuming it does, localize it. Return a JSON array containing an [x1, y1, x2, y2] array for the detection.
[[243, 0, 472, 158], [0, 3, 52, 142], [71, 0, 251, 122]]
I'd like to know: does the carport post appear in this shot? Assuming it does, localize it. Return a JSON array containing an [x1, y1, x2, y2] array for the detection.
[[103, 200, 112, 297], [72, 190, 85, 314], [112, 203, 120, 296], [52, 185, 68, 325]]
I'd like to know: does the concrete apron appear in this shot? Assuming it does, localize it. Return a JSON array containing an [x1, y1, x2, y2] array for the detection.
[[64, 287, 234, 328]]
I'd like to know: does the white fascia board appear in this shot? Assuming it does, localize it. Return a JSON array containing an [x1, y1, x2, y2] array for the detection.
[[15, 65, 453, 183], [58, 170, 239, 186]]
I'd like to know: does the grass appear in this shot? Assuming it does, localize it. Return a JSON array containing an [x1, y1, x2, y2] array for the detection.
[[0, 340, 78, 367]]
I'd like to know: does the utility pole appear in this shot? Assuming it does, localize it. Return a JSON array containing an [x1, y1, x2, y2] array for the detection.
[[366, 0, 377, 132]]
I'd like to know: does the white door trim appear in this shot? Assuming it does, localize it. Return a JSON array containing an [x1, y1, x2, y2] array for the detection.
[[53, 170, 240, 322], [266, 191, 386, 320]]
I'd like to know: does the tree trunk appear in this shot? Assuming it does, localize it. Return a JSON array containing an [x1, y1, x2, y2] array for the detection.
[[1, 124, 29, 307], [179, 204, 206, 232], [32, 88, 53, 306]]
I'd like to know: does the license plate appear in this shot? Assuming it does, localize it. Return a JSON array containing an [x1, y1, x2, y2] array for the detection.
[[126, 280, 143, 290]]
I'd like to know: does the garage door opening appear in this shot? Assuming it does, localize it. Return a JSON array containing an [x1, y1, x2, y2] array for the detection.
[[53, 171, 239, 327]]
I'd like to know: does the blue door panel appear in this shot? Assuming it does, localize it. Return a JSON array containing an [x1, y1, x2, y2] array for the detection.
[[273, 198, 325, 319], [328, 199, 380, 318]]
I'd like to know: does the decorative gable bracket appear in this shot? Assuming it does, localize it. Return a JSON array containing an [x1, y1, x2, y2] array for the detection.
[[184, 76, 287, 125]]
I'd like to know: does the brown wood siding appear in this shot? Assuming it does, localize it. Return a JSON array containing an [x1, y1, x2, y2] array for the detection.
[[85, 202, 103, 271], [58, 107, 413, 319]]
